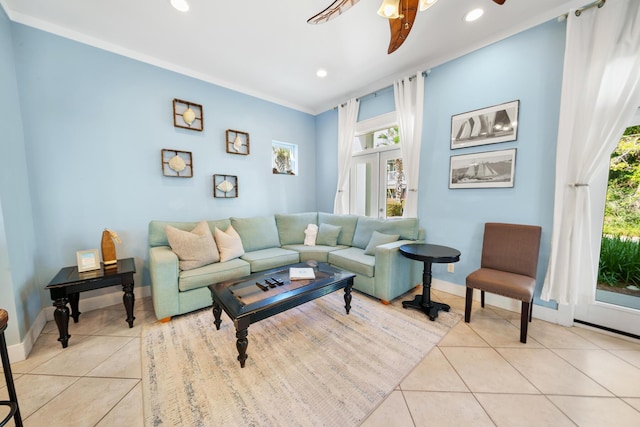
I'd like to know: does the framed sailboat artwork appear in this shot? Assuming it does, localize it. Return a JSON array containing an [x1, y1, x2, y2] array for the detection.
[[449, 148, 516, 189], [450, 100, 519, 149]]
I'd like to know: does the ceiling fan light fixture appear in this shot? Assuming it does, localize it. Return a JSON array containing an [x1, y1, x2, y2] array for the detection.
[[464, 8, 484, 22], [419, 0, 439, 12], [170, 0, 189, 12], [377, 0, 401, 19]]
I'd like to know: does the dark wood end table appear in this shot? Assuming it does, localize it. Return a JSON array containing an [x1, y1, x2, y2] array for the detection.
[[399, 244, 461, 321], [45, 257, 136, 348]]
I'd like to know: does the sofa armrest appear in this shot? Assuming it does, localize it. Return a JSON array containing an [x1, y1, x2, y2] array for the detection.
[[373, 240, 421, 301], [149, 246, 180, 320]]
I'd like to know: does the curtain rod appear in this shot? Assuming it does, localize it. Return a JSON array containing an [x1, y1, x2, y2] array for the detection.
[[575, 0, 605, 17], [336, 70, 430, 109]]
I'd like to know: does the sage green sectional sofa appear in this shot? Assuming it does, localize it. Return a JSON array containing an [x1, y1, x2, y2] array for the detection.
[[148, 212, 424, 320]]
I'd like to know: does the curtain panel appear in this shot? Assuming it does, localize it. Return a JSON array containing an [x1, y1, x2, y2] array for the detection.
[[333, 98, 360, 214], [541, 0, 640, 305], [394, 74, 425, 218]]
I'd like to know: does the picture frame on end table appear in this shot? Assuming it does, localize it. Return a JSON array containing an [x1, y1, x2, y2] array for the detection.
[[449, 148, 516, 189], [451, 100, 519, 149], [76, 249, 101, 272]]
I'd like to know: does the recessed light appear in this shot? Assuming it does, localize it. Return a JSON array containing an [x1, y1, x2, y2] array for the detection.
[[316, 69, 328, 78], [464, 8, 484, 22], [170, 0, 189, 12]]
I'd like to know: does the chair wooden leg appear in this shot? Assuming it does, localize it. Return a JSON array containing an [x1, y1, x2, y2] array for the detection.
[[464, 287, 473, 323], [481, 290, 485, 308], [529, 299, 533, 322], [520, 301, 530, 343]]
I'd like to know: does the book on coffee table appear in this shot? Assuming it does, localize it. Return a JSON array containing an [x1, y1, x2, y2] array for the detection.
[[289, 267, 315, 280]]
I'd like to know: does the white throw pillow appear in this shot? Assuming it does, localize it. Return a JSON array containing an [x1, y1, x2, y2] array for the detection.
[[165, 221, 220, 271], [304, 223, 318, 246], [214, 225, 245, 262]]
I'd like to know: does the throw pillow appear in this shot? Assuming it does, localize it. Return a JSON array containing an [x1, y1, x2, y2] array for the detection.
[[316, 223, 342, 247], [364, 230, 400, 255], [214, 225, 245, 262], [165, 221, 219, 271], [304, 223, 318, 246]]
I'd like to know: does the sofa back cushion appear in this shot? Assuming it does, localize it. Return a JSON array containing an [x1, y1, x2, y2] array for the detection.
[[275, 212, 318, 245], [318, 213, 359, 246], [352, 217, 419, 249], [231, 215, 281, 252], [149, 219, 230, 247]]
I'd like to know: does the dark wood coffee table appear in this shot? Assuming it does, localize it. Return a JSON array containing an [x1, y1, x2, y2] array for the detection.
[[208, 262, 355, 368], [45, 258, 136, 348]]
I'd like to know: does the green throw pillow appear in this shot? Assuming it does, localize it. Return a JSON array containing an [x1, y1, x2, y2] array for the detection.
[[316, 223, 342, 246], [364, 231, 400, 255]]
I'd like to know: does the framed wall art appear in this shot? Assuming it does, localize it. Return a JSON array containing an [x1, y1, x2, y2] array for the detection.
[[213, 174, 238, 198], [450, 100, 519, 149], [173, 98, 203, 131], [161, 149, 193, 178], [226, 129, 250, 155], [449, 148, 516, 189], [272, 141, 298, 175]]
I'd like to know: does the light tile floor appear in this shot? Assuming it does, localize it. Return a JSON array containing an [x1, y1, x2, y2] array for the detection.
[[1, 290, 639, 426]]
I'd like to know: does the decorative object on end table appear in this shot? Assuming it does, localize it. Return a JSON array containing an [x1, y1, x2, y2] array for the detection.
[[449, 148, 516, 189], [101, 228, 122, 268], [76, 249, 101, 272], [213, 174, 238, 198], [225, 129, 250, 155], [450, 100, 519, 149], [161, 149, 193, 177], [172, 98, 203, 131]]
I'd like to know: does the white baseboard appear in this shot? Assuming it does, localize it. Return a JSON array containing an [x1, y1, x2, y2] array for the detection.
[[431, 278, 563, 324], [8, 285, 151, 362]]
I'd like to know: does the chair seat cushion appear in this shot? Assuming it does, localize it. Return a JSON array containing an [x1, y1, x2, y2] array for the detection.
[[466, 268, 536, 302]]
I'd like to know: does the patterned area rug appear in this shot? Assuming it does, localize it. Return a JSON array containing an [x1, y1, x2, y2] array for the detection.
[[141, 289, 460, 426]]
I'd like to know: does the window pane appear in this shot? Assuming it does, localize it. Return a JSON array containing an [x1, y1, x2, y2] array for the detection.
[[385, 158, 405, 217]]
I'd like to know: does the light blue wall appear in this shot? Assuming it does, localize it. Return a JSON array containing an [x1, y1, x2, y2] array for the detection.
[[8, 23, 317, 335], [317, 20, 566, 307], [0, 9, 39, 344]]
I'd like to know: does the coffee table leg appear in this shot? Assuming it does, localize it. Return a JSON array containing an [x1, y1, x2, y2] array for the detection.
[[69, 292, 81, 323], [53, 298, 71, 348], [236, 328, 248, 368], [212, 300, 222, 330], [122, 283, 136, 328], [344, 281, 353, 314]]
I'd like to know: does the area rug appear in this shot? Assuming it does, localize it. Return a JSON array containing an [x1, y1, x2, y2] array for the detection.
[[141, 290, 460, 426]]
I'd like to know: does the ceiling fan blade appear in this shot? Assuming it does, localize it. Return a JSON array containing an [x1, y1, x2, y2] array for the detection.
[[387, 0, 419, 54], [307, 0, 361, 24], [493, 0, 506, 4]]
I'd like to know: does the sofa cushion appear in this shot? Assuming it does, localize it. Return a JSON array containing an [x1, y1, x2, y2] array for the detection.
[[352, 217, 419, 249], [275, 212, 318, 245], [178, 258, 250, 292], [231, 215, 281, 252], [328, 247, 375, 277], [149, 219, 231, 247], [166, 221, 220, 271], [240, 248, 300, 272], [282, 244, 348, 263], [214, 225, 245, 262], [364, 231, 400, 255], [316, 223, 342, 246], [318, 213, 359, 246]]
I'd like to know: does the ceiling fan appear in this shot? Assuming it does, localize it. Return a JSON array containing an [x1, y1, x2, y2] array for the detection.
[[308, 0, 507, 54]]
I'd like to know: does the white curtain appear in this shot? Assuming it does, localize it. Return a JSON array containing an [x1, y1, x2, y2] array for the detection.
[[541, 0, 640, 305], [333, 98, 360, 214], [394, 74, 425, 218]]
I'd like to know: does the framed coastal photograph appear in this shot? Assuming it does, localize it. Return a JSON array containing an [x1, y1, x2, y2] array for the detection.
[[449, 148, 516, 189], [76, 249, 101, 272], [450, 100, 519, 149]]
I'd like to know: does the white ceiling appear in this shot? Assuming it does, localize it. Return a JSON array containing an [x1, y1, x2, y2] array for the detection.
[[2, 0, 588, 114]]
